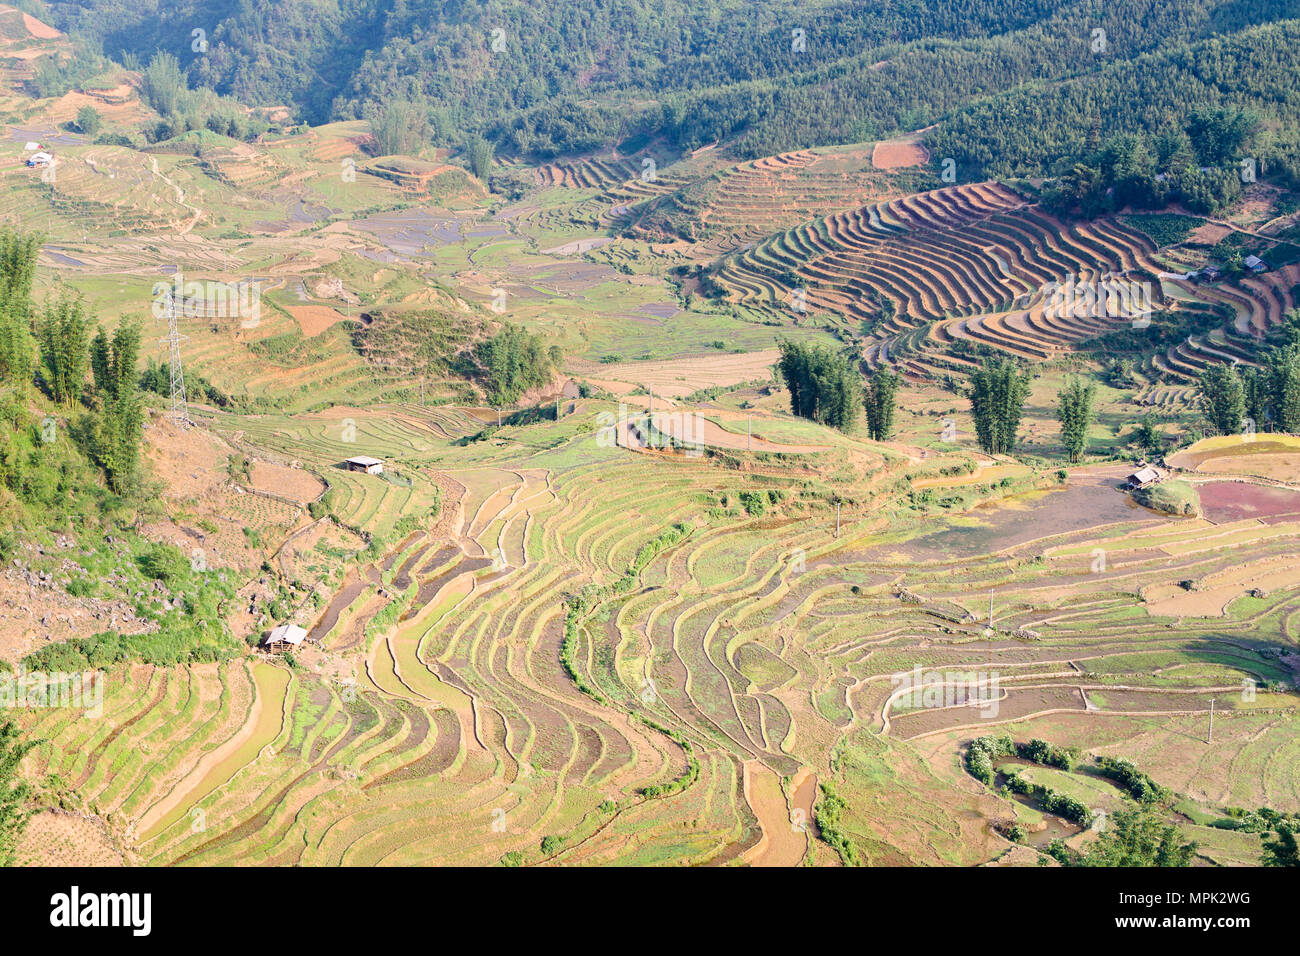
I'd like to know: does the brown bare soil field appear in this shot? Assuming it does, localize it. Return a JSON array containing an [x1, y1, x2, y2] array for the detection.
[[1144, 553, 1300, 616], [18, 810, 125, 866], [21, 12, 60, 39], [248, 460, 325, 504], [646, 410, 828, 453], [572, 349, 778, 399], [143, 414, 232, 501], [1186, 221, 1234, 245], [1195, 453, 1300, 483], [892, 685, 1086, 738], [288, 304, 349, 337], [872, 139, 929, 169], [49, 88, 145, 124]]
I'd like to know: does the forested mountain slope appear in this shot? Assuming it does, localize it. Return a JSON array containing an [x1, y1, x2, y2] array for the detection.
[[34, 0, 1300, 179]]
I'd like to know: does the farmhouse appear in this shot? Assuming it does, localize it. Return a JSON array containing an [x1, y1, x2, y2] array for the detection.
[[262, 623, 307, 649], [25, 151, 52, 167], [1126, 466, 1161, 489], [1244, 255, 1269, 273], [344, 455, 384, 475], [1197, 265, 1223, 282]]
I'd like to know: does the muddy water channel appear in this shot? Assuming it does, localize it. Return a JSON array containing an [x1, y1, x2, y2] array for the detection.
[[993, 757, 1083, 847]]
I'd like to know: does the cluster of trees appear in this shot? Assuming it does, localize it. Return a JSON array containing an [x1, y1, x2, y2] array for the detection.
[[138, 53, 270, 143], [1263, 826, 1300, 866], [0, 716, 34, 866], [1020, 737, 1079, 771], [0, 229, 145, 503], [965, 733, 1017, 786], [89, 323, 144, 493], [1047, 806, 1197, 866], [966, 738, 1200, 866], [775, 350, 1110, 466], [1003, 771, 1093, 826], [1197, 316, 1300, 435], [966, 734, 1080, 785], [863, 368, 900, 441], [139, 359, 229, 408], [1056, 377, 1096, 463], [774, 339, 858, 431], [967, 358, 1032, 455], [1095, 756, 1172, 804], [1039, 108, 1261, 217], [471, 323, 562, 406]]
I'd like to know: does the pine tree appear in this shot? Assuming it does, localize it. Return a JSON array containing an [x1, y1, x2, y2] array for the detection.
[[1264, 343, 1300, 434], [1262, 827, 1300, 867], [465, 134, 494, 181], [1056, 376, 1096, 463], [90, 327, 111, 396]]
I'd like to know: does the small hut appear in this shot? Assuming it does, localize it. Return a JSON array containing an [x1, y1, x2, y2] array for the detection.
[[344, 455, 384, 475]]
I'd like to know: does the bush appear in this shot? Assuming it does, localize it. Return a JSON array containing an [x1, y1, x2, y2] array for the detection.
[[137, 542, 188, 585], [540, 835, 564, 855], [1094, 756, 1171, 804], [965, 734, 1016, 785]]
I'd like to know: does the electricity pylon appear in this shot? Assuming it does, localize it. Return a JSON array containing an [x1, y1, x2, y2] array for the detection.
[[158, 286, 189, 425]]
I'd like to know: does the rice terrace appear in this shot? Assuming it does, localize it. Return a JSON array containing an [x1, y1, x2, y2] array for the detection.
[[0, 0, 1299, 893]]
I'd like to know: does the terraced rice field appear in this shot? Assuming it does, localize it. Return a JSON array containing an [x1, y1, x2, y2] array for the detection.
[[716, 181, 1300, 385], [9, 82, 1299, 868], [21, 390, 1298, 866]]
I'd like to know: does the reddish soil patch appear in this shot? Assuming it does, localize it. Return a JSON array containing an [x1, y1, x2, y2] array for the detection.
[[289, 304, 348, 337], [892, 685, 1085, 738], [872, 140, 929, 170], [22, 12, 61, 39], [248, 460, 325, 504], [1197, 481, 1300, 524], [573, 349, 780, 399], [1187, 222, 1233, 245]]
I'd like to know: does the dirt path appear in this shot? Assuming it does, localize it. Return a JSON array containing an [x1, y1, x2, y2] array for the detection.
[[740, 760, 807, 866], [148, 156, 203, 233]]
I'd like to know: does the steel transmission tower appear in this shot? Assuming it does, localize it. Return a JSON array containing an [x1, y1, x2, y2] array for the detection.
[[159, 286, 190, 425]]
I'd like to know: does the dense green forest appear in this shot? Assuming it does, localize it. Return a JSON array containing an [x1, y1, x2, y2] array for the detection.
[[35, 0, 1300, 186]]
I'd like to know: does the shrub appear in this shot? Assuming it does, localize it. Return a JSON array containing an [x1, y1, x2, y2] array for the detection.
[[137, 542, 188, 585]]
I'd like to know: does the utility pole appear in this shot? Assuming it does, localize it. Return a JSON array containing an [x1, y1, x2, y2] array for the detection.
[[747, 415, 752, 451], [1208, 697, 1216, 743], [556, 393, 561, 420], [497, 407, 501, 427], [835, 501, 841, 538], [648, 385, 653, 413], [989, 589, 994, 628]]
